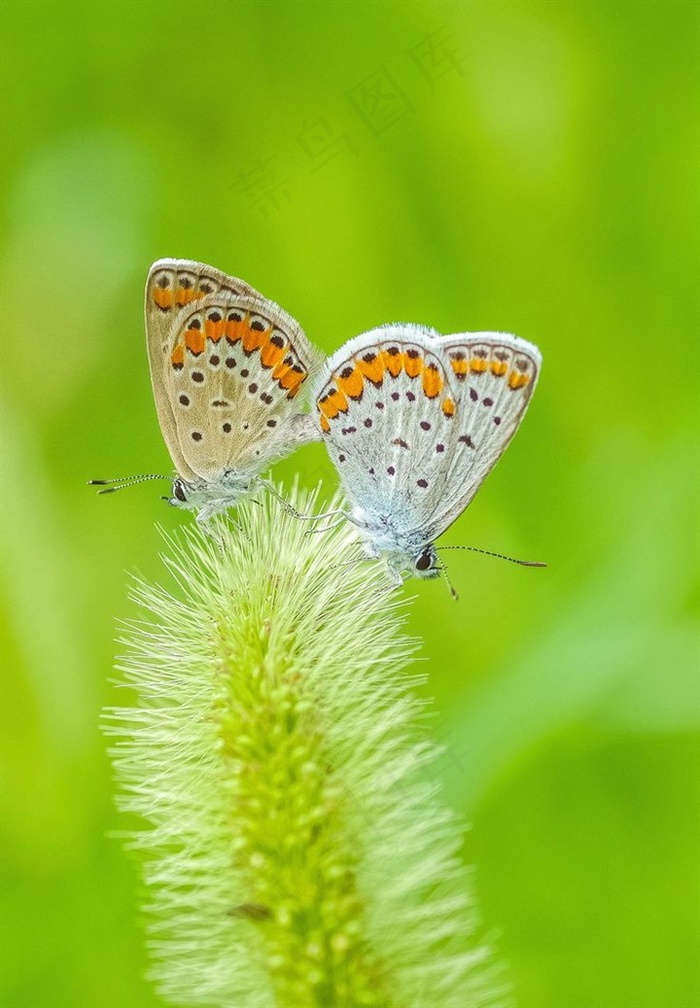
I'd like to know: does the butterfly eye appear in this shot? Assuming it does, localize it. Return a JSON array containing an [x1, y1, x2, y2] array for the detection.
[[415, 550, 433, 572], [173, 480, 187, 503]]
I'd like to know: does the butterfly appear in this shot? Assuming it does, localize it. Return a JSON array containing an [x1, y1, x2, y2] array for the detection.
[[313, 323, 542, 584], [92, 259, 322, 521]]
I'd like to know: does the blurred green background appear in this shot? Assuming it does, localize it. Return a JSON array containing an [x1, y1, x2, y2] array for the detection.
[[2, 1, 697, 1005]]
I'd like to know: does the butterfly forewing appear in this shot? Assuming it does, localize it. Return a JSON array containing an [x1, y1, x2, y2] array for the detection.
[[316, 326, 464, 532], [145, 258, 263, 352], [145, 259, 264, 480], [162, 291, 318, 481]]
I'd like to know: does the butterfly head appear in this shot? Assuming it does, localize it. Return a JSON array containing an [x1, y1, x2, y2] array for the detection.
[[413, 544, 440, 579], [170, 478, 190, 506], [357, 514, 439, 581], [165, 471, 256, 519]]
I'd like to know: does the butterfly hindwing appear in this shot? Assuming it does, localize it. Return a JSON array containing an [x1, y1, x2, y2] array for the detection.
[[425, 332, 541, 540], [162, 291, 319, 481], [145, 259, 263, 481]]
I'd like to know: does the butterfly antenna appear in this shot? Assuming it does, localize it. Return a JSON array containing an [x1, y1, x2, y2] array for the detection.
[[435, 562, 460, 602], [437, 545, 547, 568], [88, 474, 170, 495]]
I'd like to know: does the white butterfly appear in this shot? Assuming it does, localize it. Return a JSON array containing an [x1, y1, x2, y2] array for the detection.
[[313, 324, 542, 583], [93, 259, 322, 521]]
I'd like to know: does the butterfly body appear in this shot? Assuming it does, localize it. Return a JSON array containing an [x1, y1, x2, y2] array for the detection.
[[168, 471, 256, 519], [314, 323, 541, 580], [346, 504, 439, 580], [145, 259, 321, 520]]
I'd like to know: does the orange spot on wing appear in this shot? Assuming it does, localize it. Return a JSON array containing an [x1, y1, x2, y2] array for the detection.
[[272, 357, 293, 383], [421, 363, 443, 399], [336, 366, 364, 400], [319, 387, 349, 419], [320, 414, 330, 433], [450, 358, 469, 378], [403, 350, 424, 379], [382, 349, 403, 377], [356, 354, 385, 385], [153, 288, 174, 310], [272, 354, 305, 397], [184, 327, 205, 356], [508, 371, 530, 390], [491, 360, 508, 377], [175, 285, 202, 308], [242, 320, 269, 353], [442, 397, 455, 418], [205, 317, 225, 343], [280, 366, 306, 398], [280, 369, 302, 390], [171, 345, 185, 369], [225, 318, 244, 343], [469, 356, 488, 374], [260, 336, 287, 369]]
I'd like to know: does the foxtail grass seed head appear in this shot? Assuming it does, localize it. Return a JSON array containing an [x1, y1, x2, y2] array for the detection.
[[104, 484, 509, 1007]]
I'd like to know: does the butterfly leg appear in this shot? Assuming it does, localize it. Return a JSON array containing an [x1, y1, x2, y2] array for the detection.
[[297, 506, 347, 523], [328, 553, 365, 572], [191, 514, 227, 556], [305, 513, 350, 535], [384, 561, 406, 588], [259, 480, 348, 527], [259, 479, 310, 520], [197, 504, 225, 524], [195, 506, 245, 544]]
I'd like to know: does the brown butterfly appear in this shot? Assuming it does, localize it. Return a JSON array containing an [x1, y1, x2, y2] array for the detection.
[[92, 259, 322, 521]]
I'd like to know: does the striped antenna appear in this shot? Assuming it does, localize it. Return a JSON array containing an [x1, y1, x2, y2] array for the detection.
[[88, 474, 170, 495], [435, 562, 460, 602], [436, 545, 547, 568]]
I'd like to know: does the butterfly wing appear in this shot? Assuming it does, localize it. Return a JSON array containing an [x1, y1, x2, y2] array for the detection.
[[160, 290, 321, 482], [420, 331, 541, 541], [146, 259, 263, 479], [145, 259, 320, 481], [314, 324, 463, 534], [315, 325, 540, 543]]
